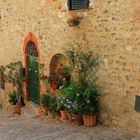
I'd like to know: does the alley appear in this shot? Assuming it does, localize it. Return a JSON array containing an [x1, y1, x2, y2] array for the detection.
[[0, 110, 139, 140]]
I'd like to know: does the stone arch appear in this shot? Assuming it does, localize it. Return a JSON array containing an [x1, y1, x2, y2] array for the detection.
[[49, 53, 66, 75]]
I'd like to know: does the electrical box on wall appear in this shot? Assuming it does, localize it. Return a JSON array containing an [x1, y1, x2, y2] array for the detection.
[[135, 95, 140, 112]]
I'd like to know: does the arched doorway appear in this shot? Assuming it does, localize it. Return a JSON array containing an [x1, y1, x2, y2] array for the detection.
[[23, 33, 40, 105]]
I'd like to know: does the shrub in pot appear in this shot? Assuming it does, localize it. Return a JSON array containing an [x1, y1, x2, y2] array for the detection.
[[82, 85, 99, 127], [8, 91, 20, 114], [8, 91, 17, 105], [40, 94, 51, 115], [41, 94, 58, 118], [48, 96, 57, 118]]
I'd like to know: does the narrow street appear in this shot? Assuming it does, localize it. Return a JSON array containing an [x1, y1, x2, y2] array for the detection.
[[0, 110, 139, 140]]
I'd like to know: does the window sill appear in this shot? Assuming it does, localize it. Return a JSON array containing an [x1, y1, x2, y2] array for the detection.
[[68, 7, 93, 12]]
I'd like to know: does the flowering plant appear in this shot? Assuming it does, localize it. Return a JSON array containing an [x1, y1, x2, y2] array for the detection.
[[57, 96, 68, 111], [60, 81, 85, 114], [48, 63, 71, 90]]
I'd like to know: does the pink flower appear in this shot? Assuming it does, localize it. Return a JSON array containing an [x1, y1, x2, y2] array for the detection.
[[58, 69, 63, 75], [59, 85, 64, 90], [62, 77, 66, 81]]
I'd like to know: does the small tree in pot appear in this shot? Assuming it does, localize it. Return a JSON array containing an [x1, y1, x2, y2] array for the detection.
[[82, 85, 99, 127]]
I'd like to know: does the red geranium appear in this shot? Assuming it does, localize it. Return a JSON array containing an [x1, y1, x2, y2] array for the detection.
[[55, 64, 58, 67], [53, 76, 57, 84], [52, 85, 56, 92], [58, 69, 63, 75], [51, 67, 55, 73]]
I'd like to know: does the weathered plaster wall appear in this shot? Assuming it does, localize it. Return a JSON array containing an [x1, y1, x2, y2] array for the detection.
[[0, 0, 140, 133]]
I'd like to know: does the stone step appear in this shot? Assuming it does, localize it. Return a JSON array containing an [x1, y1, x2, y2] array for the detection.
[[25, 102, 39, 113], [21, 102, 39, 119]]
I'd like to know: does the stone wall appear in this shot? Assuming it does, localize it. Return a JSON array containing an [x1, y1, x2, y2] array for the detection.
[[0, 0, 140, 133]]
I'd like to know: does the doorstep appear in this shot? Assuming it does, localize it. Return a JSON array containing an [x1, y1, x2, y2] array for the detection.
[[21, 102, 39, 119]]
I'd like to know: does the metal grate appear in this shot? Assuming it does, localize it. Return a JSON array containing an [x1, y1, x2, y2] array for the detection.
[[27, 41, 38, 57]]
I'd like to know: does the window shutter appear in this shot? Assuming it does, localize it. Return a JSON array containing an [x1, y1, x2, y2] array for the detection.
[[68, 0, 89, 10]]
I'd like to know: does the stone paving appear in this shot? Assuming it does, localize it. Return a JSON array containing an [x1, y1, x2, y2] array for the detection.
[[0, 110, 140, 140]]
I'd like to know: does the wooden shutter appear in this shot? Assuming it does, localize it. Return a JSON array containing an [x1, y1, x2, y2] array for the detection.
[[68, 0, 89, 10]]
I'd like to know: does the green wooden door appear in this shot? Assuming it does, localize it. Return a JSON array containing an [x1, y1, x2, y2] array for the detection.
[[28, 55, 40, 105]]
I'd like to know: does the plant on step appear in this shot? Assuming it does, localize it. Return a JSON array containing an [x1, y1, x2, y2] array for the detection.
[[8, 90, 17, 105]]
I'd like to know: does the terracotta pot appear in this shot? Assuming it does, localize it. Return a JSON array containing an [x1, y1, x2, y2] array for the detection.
[[40, 105, 48, 115], [60, 111, 68, 120], [72, 114, 83, 126], [67, 113, 73, 122], [13, 103, 21, 115], [55, 112, 61, 120], [83, 114, 97, 127], [48, 111, 55, 118]]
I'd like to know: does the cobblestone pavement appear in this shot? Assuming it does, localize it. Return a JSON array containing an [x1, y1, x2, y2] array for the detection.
[[0, 110, 140, 140]]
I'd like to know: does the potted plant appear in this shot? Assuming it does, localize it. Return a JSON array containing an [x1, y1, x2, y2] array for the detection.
[[48, 96, 57, 118], [64, 44, 99, 126], [41, 94, 57, 118], [6, 61, 25, 107], [82, 85, 99, 127], [40, 94, 50, 115], [57, 96, 68, 120], [8, 90, 20, 114], [8, 90, 17, 105], [61, 82, 84, 125]]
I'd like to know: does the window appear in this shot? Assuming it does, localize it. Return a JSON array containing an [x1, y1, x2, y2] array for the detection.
[[68, 0, 89, 10]]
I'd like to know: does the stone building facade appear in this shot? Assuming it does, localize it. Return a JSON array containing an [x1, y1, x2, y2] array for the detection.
[[0, 0, 140, 133]]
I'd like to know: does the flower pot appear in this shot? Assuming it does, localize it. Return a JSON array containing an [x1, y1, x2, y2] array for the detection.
[[55, 112, 61, 120], [40, 105, 48, 115], [83, 114, 97, 127], [48, 111, 55, 118], [13, 103, 21, 115], [67, 17, 81, 26], [72, 114, 83, 126], [67, 113, 73, 122], [60, 111, 68, 120]]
